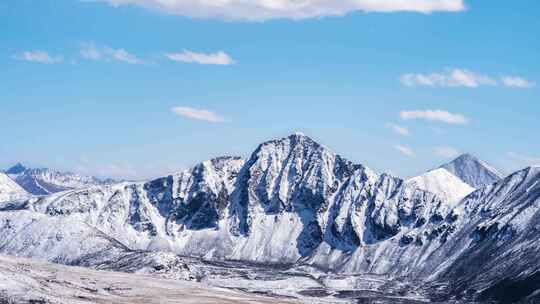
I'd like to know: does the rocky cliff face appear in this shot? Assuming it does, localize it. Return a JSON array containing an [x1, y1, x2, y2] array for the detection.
[[0, 134, 538, 302]]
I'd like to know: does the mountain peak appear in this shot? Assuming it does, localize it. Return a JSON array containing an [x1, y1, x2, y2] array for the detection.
[[5, 163, 27, 175], [452, 153, 480, 162], [406, 168, 474, 203], [440, 153, 503, 188], [287, 131, 314, 142], [257, 132, 324, 153]]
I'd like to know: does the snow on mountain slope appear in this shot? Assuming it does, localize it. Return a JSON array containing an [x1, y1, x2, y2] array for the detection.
[[0, 172, 29, 202], [0, 134, 538, 302], [421, 166, 540, 302], [440, 154, 503, 188], [4, 134, 454, 266], [405, 168, 475, 203], [0, 209, 128, 264], [6, 164, 117, 195]]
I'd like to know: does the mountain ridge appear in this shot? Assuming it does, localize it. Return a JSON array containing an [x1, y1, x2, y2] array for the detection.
[[4, 164, 117, 195], [0, 133, 537, 302]]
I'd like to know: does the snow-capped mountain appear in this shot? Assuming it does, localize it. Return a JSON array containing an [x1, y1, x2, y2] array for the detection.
[[440, 153, 503, 188], [405, 153, 503, 203], [0, 134, 538, 302], [5, 163, 116, 195], [0, 172, 29, 203], [405, 168, 475, 203]]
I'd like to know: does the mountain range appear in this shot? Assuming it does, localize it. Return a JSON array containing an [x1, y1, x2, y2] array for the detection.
[[3, 163, 116, 196], [0, 133, 537, 303]]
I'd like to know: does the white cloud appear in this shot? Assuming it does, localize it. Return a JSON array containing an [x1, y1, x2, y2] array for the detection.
[[171, 106, 225, 123], [165, 50, 234, 65], [91, 0, 465, 21], [14, 50, 62, 64], [501, 76, 535, 88], [402, 69, 534, 89], [401, 68, 496, 88], [386, 123, 410, 136], [395, 145, 415, 157], [109, 48, 145, 64], [400, 109, 469, 125], [80, 43, 103, 60], [80, 42, 145, 64], [435, 146, 460, 158]]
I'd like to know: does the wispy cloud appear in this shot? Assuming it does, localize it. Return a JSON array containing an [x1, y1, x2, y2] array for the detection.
[[508, 152, 540, 166], [400, 110, 469, 125], [435, 146, 460, 158], [75, 154, 181, 180], [92, 0, 465, 21], [401, 68, 533, 89], [165, 50, 235, 65], [395, 145, 415, 157], [401, 68, 496, 88], [14, 50, 62, 64], [171, 106, 225, 123], [501, 76, 535, 88], [386, 123, 410, 136], [80, 42, 145, 65]]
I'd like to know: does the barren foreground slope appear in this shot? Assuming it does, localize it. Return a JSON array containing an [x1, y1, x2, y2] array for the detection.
[[0, 254, 295, 304]]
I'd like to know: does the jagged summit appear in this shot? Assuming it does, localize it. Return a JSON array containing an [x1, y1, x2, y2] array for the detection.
[[440, 153, 503, 188], [259, 132, 319, 148], [5, 163, 27, 175]]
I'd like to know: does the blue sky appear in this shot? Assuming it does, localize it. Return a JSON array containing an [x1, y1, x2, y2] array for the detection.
[[1, 0, 539, 179]]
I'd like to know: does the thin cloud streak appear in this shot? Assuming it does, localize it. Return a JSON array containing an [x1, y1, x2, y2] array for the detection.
[[386, 123, 410, 136], [400, 110, 469, 125], [171, 106, 225, 123], [165, 50, 235, 65], [14, 50, 63, 64], [395, 145, 415, 157], [401, 68, 496, 88], [80, 42, 145, 65], [401, 68, 533, 89], [501, 76, 535, 88]]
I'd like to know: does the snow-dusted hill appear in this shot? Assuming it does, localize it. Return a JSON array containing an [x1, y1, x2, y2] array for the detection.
[[0, 254, 293, 304], [440, 154, 503, 188], [0, 172, 29, 203], [0, 134, 538, 303], [5, 163, 116, 195], [405, 168, 475, 203]]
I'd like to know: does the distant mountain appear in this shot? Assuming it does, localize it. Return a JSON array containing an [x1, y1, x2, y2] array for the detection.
[[5, 163, 117, 195], [440, 154, 503, 188], [0, 172, 29, 202], [5, 162, 26, 175], [405, 168, 475, 203]]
